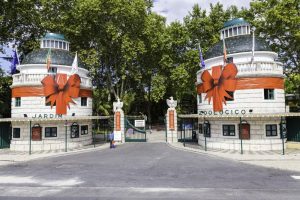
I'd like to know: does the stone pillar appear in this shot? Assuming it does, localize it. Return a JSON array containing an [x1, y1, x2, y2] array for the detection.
[[113, 99, 125, 143], [166, 97, 178, 143]]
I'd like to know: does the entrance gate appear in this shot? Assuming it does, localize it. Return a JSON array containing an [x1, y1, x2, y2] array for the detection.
[[287, 117, 300, 142], [125, 116, 146, 142], [0, 122, 11, 149]]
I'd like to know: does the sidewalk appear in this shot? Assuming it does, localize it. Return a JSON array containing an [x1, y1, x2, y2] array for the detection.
[[0, 143, 110, 166], [169, 142, 300, 172]]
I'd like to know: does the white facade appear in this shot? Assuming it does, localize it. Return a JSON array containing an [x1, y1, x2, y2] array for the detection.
[[10, 33, 93, 151], [196, 20, 287, 151]]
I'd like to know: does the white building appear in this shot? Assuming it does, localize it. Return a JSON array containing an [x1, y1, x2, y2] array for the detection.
[[195, 18, 287, 151], [10, 33, 93, 151]]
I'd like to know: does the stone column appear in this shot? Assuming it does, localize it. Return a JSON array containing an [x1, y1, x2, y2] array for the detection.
[[166, 97, 178, 143], [113, 98, 125, 143]]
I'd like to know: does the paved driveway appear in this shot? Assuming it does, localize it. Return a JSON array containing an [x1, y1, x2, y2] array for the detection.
[[0, 143, 299, 199]]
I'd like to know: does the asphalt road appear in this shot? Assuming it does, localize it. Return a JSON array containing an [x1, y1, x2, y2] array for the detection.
[[0, 143, 299, 200]]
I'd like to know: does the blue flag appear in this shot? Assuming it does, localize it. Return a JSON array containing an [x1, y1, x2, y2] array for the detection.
[[198, 44, 205, 68], [11, 50, 19, 74]]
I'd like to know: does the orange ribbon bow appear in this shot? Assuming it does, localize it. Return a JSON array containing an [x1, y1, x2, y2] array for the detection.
[[41, 73, 81, 115], [199, 63, 238, 112]]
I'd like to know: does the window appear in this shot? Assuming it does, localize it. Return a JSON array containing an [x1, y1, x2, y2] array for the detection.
[[63, 42, 66, 49], [238, 26, 241, 34], [81, 125, 88, 135], [59, 41, 62, 48], [45, 98, 56, 106], [242, 26, 246, 34], [224, 91, 234, 101], [48, 67, 57, 74], [227, 57, 233, 63], [15, 97, 21, 107], [233, 27, 237, 36], [198, 94, 202, 104], [229, 28, 232, 37], [55, 41, 59, 48], [13, 128, 20, 138], [51, 40, 54, 48], [266, 124, 277, 136], [264, 89, 274, 100], [45, 127, 57, 137], [81, 97, 87, 106], [223, 125, 235, 136], [47, 40, 50, 47]]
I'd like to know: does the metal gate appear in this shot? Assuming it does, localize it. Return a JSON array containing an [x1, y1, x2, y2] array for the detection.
[[178, 118, 198, 143], [125, 116, 146, 142], [0, 122, 11, 149], [287, 117, 300, 142]]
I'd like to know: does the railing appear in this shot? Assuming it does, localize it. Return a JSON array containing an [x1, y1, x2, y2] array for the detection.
[[237, 62, 283, 74], [12, 73, 92, 88], [197, 62, 283, 83]]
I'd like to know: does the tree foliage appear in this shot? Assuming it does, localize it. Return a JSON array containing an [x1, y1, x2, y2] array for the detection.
[[0, 0, 298, 119]]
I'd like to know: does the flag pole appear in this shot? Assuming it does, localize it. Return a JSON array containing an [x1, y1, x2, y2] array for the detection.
[[197, 40, 205, 69], [251, 27, 256, 65], [223, 37, 227, 66], [15, 47, 20, 65]]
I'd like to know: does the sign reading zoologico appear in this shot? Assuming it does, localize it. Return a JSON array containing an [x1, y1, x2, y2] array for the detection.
[[198, 109, 248, 116]]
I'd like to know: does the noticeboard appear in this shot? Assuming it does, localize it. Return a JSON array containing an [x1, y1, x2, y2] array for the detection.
[[134, 120, 145, 128]]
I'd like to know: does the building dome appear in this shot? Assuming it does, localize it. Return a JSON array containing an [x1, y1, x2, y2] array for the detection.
[[223, 18, 249, 28], [21, 32, 85, 68], [21, 48, 85, 68], [205, 35, 272, 59]]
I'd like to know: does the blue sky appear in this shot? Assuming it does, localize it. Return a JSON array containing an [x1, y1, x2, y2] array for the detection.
[[153, 0, 251, 24], [0, 0, 251, 74], [0, 47, 13, 74]]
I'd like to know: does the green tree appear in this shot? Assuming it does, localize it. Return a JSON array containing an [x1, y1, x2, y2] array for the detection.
[[251, 0, 300, 71], [0, 68, 12, 117]]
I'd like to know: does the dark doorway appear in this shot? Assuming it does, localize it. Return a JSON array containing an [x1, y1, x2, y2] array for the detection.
[[287, 117, 300, 142], [0, 122, 11, 149], [240, 123, 250, 140]]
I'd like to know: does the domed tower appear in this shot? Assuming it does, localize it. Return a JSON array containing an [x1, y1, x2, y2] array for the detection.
[[10, 33, 93, 151], [196, 18, 286, 151]]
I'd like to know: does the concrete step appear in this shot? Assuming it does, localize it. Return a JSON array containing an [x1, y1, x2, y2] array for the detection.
[[147, 130, 166, 143], [287, 142, 300, 150]]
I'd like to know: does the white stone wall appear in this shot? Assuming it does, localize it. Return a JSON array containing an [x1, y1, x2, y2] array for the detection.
[[10, 62, 93, 151], [198, 89, 285, 114], [11, 96, 92, 118], [197, 118, 284, 151], [10, 120, 92, 151], [196, 50, 286, 115]]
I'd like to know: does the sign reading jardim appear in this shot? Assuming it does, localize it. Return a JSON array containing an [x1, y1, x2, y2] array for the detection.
[[134, 120, 145, 127], [198, 109, 251, 116]]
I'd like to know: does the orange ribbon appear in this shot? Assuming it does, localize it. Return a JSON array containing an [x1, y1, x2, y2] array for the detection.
[[41, 73, 81, 115], [199, 63, 238, 112]]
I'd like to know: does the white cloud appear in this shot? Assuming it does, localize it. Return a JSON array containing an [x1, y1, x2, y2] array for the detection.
[[153, 0, 251, 24]]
